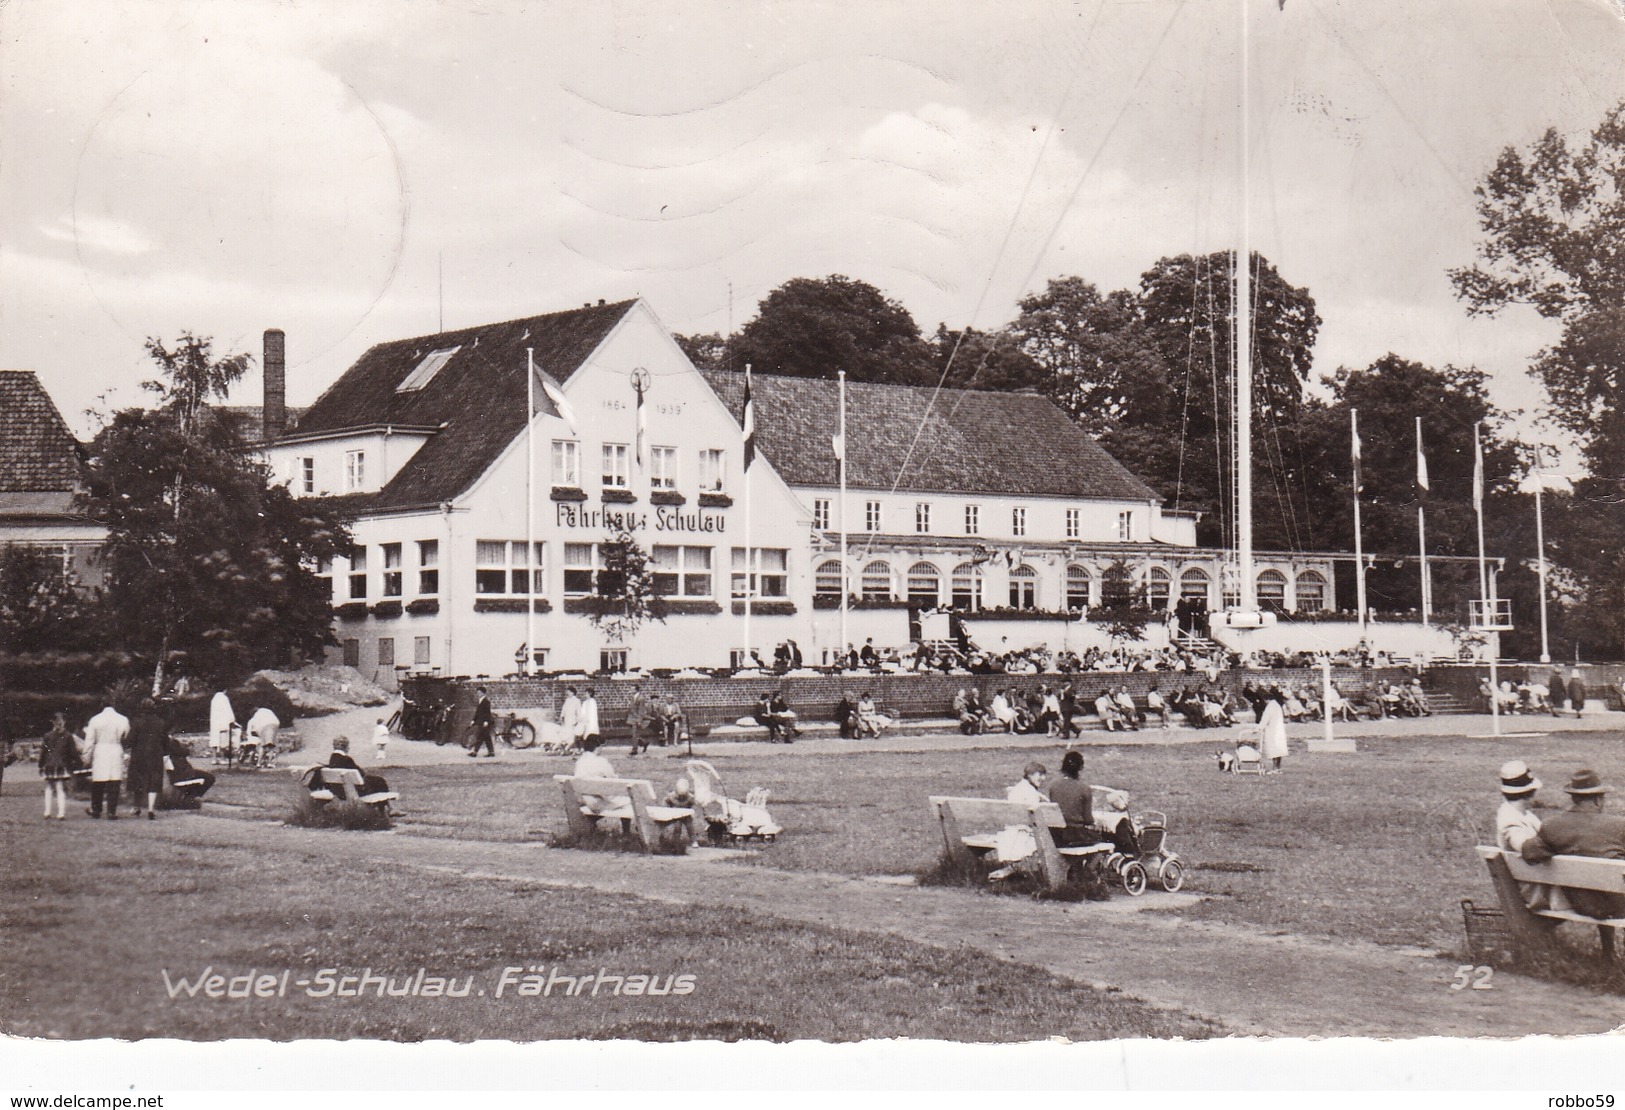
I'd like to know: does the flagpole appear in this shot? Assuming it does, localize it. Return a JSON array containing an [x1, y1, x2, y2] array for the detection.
[[1352, 409, 1366, 640], [743, 364, 753, 669], [1473, 421, 1500, 737], [525, 348, 536, 676], [1535, 452, 1551, 665], [1416, 417, 1430, 626], [838, 369, 848, 661]]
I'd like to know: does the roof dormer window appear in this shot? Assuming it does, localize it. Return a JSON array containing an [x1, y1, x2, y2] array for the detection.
[[397, 346, 460, 392]]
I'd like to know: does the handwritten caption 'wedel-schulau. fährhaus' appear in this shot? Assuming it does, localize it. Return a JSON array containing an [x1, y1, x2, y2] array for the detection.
[[161, 966, 698, 1000]]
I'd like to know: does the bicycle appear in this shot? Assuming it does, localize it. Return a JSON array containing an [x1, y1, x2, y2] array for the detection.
[[461, 711, 538, 751]]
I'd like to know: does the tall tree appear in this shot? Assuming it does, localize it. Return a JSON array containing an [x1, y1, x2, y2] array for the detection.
[[723, 275, 935, 384], [1451, 100, 1625, 656], [79, 337, 349, 691], [0, 545, 98, 653], [927, 323, 1045, 394]]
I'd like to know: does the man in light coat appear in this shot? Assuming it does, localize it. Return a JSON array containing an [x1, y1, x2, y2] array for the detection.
[[84, 703, 131, 819]]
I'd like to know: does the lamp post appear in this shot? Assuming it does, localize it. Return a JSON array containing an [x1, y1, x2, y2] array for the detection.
[[1533, 450, 1552, 665]]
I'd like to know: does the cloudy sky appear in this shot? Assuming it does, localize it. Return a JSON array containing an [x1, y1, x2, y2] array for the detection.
[[4, 0, 1624, 446]]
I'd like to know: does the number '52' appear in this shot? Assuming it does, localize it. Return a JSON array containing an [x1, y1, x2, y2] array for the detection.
[[1450, 965, 1494, 990]]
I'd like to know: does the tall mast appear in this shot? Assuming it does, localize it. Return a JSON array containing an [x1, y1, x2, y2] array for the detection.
[[1235, 0, 1256, 613]]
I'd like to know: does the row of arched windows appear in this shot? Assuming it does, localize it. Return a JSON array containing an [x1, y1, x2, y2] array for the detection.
[[814, 560, 1328, 612]]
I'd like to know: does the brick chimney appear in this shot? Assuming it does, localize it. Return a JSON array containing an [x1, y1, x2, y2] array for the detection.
[[263, 328, 286, 441]]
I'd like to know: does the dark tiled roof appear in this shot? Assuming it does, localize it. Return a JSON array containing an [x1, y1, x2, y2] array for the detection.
[[699, 371, 1159, 502], [0, 371, 83, 493], [215, 405, 308, 445], [289, 300, 637, 510]]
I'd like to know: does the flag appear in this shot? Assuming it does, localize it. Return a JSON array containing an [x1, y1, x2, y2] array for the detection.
[[1415, 420, 1429, 496], [1473, 428, 1484, 511], [831, 433, 844, 461], [532, 364, 576, 435], [634, 380, 647, 468], [742, 365, 756, 471], [1351, 412, 1363, 494]]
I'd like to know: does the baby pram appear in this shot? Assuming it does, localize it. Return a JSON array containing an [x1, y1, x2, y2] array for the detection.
[[683, 760, 782, 845], [1218, 736, 1265, 775], [1090, 785, 1185, 895]]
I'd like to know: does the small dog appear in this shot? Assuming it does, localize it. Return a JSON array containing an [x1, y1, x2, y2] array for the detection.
[[1217, 749, 1235, 773]]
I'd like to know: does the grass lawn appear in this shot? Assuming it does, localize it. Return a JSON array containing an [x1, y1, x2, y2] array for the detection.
[[0, 813, 1215, 1042], [167, 726, 1625, 954]]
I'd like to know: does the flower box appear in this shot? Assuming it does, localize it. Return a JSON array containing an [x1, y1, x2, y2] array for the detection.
[[600, 489, 638, 505], [405, 598, 440, 615], [369, 600, 404, 619], [731, 600, 797, 616], [335, 602, 369, 621], [698, 492, 733, 508], [550, 486, 588, 502], [649, 490, 686, 506], [472, 598, 553, 614]]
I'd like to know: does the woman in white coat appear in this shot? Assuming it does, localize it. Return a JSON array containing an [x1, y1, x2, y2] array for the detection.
[[1259, 695, 1288, 774], [209, 691, 237, 766]]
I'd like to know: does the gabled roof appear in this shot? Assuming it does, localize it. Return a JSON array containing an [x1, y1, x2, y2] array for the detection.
[[289, 300, 637, 510], [0, 371, 83, 493], [699, 370, 1159, 502]]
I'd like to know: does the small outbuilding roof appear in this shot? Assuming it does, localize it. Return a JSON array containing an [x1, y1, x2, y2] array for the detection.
[[0, 371, 84, 493]]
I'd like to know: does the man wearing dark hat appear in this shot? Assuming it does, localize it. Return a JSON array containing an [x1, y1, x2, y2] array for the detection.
[[1520, 768, 1625, 919]]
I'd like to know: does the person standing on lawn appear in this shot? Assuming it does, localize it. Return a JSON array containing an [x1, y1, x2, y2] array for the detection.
[[373, 717, 390, 764], [126, 698, 169, 820], [208, 690, 236, 766], [468, 685, 495, 758], [1520, 768, 1625, 919], [1258, 694, 1288, 773], [626, 683, 655, 755], [84, 702, 131, 819], [244, 705, 281, 768], [559, 686, 582, 750], [37, 712, 77, 820], [579, 687, 601, 750], [1567, 672, 1587, 716]]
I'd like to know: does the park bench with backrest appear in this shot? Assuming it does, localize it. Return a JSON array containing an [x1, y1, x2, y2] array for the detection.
[[292, 764, 399, 809], [555, 774, 694, 853], [1475, 845, 1625, 962], [929, 795, 1111, 889]]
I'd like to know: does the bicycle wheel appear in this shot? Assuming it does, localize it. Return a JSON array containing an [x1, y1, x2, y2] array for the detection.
[[508, 720, 537, 749]]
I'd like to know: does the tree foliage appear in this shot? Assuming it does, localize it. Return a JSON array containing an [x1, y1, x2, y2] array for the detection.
[[78, 336, 349, 690], [577, 531, 667, 643], [0, 545, 98, 653], [723, 275, 935, 384]]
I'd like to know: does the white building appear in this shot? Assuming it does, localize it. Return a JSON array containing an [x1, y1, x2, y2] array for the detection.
[[258, 297, 1342, 684]]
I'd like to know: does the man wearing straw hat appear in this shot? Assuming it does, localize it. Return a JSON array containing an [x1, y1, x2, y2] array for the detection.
[[1495, 761, 1549, 909], [1520, 768, 1625, 919]]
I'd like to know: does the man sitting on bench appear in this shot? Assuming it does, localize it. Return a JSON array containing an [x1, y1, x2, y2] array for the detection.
[[1520, 768, 1625, 919], [308, 737, 394, 809]]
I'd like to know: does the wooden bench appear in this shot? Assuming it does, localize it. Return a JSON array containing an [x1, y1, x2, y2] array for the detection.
[[930, 795, 1111, 888], [293, 765, 398, 808], [555, 775, 694, 853], [1475, 845, 1625, 962]]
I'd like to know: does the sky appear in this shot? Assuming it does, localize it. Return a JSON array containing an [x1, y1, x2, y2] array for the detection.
[[4, 0, 1625, 465]]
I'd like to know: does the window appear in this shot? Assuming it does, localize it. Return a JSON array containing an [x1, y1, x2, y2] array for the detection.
[[1066, 565, 1092, 611], [600, 649, 629, 674], [651, 446, 678, 491], [347, 548, 367, 600], [951, 563, 983, 610], [1065, 507, 1080, 540], [915, 503, 932, 534], [413, 636, 431, 666], [315, 555, 332, 600], [1296, 571, 1328, 613], [861, 560, 893, 601], [865, 500, 882, 532], [1179, 568, 1211, 604], [299, 457, 315, 495], [381, 543, 403, 597], [564, 543, 604, 596], [699, 449, 725, 493], [1009, 564, 1037, 609], [551, 440, 580, 487], [1258, 570, 1288, 613], [345, 450, 366, 492], [1148, 566, 1172, 611], [476, 541, 542, 595], [964, 504, 980, 535], [1012, 506, 1027, 537], [813, 499, 831, 531], [1117, 510, 1134, 541], [397, 345, 460, 392], [377, 638, 395, 670], [342, 639, 360, 668], [601, 443, 630, 489], [417, 540, 439, 595], [907, 562, 941, 607], [815, 559, 844, 600], [653, 545, 714, 598], [732, 548, 788, 598]]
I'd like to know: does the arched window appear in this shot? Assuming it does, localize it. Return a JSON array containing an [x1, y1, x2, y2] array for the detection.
[[1065, 564, 1092, 611], [815, 559, 844, 600], [1148, 566, 1172, 611], [1009, 564, 1038, 609], [950, 563, 983, 611], [1179, 567, 1211, 605], [1295, 570, 1328, 613], [1258, 569, 1288, 613], [861, 561, 893, 601], [907, 562, 941, 607]]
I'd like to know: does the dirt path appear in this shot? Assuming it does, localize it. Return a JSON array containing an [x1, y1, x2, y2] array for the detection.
[[133, 811, 1625, 1038]]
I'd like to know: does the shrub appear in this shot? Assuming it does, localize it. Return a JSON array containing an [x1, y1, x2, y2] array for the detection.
[[286, 798, 392, 831]]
